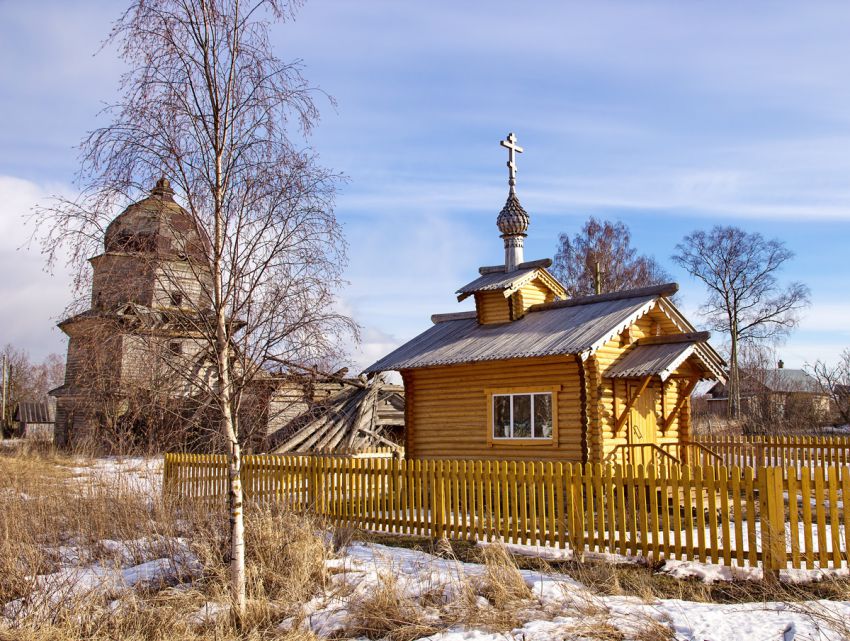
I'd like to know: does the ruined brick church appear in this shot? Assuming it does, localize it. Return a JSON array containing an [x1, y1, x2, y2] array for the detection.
[[50, 179, 403, 452]]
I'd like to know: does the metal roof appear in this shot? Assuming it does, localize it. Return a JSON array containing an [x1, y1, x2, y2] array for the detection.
[[607, 342, 698, 381], [456, 267, 538, 297], [364, 293, 658, 372], [14, 402, 55, 424], [756, 369, 820, 393]]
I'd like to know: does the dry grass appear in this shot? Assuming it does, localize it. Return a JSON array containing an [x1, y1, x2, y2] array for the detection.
[[478, 541, 532, 608], [0, 445, 330, 640], [5, 445, 849, 641], [347, 572, 443, 641], [346, 539, 528, 640]]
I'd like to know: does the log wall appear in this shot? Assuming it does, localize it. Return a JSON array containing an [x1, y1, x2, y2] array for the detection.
[[403, 355, 584, 461]]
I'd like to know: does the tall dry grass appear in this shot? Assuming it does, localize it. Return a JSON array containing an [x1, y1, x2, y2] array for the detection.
[[0, 445, 330, 640], [6, 444, 848, 641]]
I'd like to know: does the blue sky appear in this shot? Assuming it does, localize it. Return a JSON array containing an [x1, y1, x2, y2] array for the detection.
[[1, 1, 849, 370]]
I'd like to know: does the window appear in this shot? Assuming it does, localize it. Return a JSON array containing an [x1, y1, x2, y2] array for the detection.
[[492, 392, 553, 440], [169, 291, 183, 306], [168, 341, 183, 355]]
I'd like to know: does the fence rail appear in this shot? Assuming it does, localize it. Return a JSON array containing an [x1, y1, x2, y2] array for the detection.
[[694, 435, 850, 470], [163, 453, 850, 573]]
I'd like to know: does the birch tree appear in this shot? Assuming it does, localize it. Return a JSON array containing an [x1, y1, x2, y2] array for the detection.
[[672, 226, 809, 420], [34, 0, 353, 616], [553, 217, 670, 296], [808, 350, 850, 426]]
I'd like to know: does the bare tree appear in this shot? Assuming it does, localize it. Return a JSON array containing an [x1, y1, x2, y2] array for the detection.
[[34, 0, 354, 616], [553, 217, 671, 297], [0, 346, 64, 410], [808, 349, 850, 426], [672, 226, 810, 420]]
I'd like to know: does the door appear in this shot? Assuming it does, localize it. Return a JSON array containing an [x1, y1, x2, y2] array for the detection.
[[628, 382, 658, 469]]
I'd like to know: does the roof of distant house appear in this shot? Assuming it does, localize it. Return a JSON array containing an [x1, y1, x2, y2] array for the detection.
[[13, 401, 55, 424], [708, 368, 824, 397], [754, 368, 821, 394]]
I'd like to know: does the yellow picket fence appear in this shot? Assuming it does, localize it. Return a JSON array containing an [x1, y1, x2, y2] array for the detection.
[[694, 435, 850, 470], [163, 453, 850, 572]]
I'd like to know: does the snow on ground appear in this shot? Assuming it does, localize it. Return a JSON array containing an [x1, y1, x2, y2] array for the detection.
[[6, 453, 850, 639], [3, 536, 201, 621], [282, 540, 850, 641], [660, 559, 850, 585], [64, 456, 163, 495], [8, 530, 850, 639]]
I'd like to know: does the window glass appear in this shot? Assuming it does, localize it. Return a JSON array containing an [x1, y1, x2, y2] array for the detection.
[[492, 391, 553, 440], [534, 394, 553, 438], [493, 395, 511, 438], [512, 394, 531, 437]]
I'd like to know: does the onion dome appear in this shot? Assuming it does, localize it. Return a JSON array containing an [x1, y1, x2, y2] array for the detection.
[[496, 192, 529, 237], [103, 177, 206, 260]]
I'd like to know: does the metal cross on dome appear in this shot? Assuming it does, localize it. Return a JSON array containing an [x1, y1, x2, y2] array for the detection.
[[499, 132, 523, 193]]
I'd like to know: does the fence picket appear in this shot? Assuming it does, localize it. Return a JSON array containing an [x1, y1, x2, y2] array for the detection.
[[163, 451, 849, 572], [815, 467, 827, 567], [828, 466, 841, 567], [788, 468, 800, 569]]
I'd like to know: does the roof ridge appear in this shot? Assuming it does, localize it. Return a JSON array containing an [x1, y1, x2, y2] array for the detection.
[[637, 331, 711, 345], [478, 257, 552, 275], [529, 282, 679, 312], [431, 311, 478, 324]]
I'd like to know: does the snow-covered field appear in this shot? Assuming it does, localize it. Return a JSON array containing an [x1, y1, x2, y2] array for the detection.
[[65, 455, 164, 496], [4, 453, 850, 640], [282, 540, 850, 641]]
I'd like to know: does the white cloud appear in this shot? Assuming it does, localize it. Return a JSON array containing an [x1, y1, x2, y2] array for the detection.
[[798, 304, 850, 336], [0, 176, 74, 361]]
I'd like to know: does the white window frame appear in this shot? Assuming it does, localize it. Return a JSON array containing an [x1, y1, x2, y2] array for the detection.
[[491, 392, 553, 440]]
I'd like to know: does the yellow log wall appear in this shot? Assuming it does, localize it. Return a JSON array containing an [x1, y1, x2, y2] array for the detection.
[[475, 277, 559, 323], [404, 355, 584, 461], [516, 278, 555, 316], [475, 291, 512, 324], [592, 305, 692, 464]]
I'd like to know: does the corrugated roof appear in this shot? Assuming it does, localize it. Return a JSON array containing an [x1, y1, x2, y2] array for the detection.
[[607, 342, 697, 381], [456, 267, 538, 297], [364, 293, 658, 372], [14, 402, 55, 424], [757, 369, 820, 393]]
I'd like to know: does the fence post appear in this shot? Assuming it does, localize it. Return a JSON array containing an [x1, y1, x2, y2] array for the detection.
[[759, 466, 783, 581], [162, 453, 172, 499], [309, 456, 324, 513], [434, 460, 446, 539]]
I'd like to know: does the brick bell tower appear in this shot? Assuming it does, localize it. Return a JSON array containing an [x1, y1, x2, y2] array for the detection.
[[51, 178, 212, 447]]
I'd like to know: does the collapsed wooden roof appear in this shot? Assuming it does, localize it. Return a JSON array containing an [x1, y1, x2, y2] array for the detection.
[[264, 376, 404, 454]]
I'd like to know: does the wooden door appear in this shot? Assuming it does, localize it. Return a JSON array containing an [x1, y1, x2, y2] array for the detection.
[[628, 382, 658, 469]]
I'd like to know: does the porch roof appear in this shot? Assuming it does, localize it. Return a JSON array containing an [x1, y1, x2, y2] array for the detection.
[[606, 339, 725, 382]]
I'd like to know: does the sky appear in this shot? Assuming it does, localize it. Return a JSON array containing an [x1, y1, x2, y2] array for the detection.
[[1, 0, 850, 372]]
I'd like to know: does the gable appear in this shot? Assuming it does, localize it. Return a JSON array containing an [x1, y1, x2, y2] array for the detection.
[[594, 303, 726, 382], [476, 275, 562, 324]]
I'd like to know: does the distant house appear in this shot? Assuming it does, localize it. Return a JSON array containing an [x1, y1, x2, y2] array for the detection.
[[13, 401, 55, 440], [706, 362, 830, 421]]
